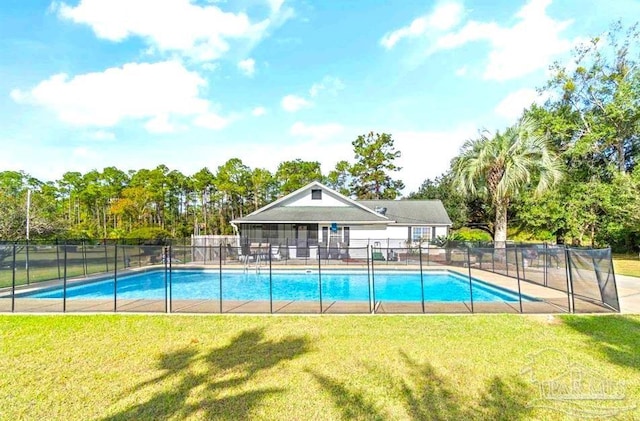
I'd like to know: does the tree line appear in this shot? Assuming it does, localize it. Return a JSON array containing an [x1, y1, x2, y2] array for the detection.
[[0, 132, 404, 241]]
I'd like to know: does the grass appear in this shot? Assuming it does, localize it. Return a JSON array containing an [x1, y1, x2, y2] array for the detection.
[[613, 253, 640, 277], [1, 315, 639, 420]]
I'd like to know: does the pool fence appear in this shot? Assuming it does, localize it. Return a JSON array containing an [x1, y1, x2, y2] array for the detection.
[[0, 240, 619, 314]]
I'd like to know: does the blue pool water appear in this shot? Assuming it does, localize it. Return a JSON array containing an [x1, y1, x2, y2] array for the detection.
[[25, 270, 527, 302]]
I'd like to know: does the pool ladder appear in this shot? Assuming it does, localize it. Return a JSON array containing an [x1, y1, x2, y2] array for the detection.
[[243, 253, 262, 274]]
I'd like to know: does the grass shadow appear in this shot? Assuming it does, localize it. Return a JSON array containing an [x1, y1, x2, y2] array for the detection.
[[102, 327, 309, 420], [561, 315, 640, 371], [310, 350, 533, 421]]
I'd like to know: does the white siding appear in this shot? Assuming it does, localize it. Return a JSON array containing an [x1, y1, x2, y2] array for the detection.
[[282, 188, 350, 207], [384, 225, 409, 241], [434, 226, 448, 238]]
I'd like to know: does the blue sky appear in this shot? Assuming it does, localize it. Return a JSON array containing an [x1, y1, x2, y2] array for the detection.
[[1, 0, 638, 194]]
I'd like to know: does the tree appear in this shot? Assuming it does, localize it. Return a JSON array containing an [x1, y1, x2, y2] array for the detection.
[[452, 118, 563, 247], [215, 158, 251, 231], [275, 159, 322, 195], [0, 171, 62, 241], [540, 21, 640, 177], [249, 168, 277, 212], [192, 167, 216, 235], [349, 132, 404, 199], [408, 173, 467, 229], [325, 160, 352, 196]]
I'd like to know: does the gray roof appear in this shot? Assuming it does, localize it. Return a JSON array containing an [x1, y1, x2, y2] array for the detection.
[[358, 200, 452, 225], [235, 206, 389, 223]]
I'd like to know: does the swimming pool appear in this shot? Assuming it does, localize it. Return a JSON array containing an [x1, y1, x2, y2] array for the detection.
[[25, 269, 527, 302]]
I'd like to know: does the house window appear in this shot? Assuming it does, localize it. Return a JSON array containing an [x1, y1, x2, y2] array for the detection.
[[322, 226, 350, 245], [412, 226, 431, 242], [311, 189, 322, 200]]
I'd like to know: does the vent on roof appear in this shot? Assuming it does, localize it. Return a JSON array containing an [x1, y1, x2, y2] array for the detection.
[[374, 206, 387, 215]]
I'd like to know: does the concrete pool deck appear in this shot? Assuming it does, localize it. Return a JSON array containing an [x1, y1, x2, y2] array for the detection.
[[615, 274, 640, 314], [2, 263, 637, 314]]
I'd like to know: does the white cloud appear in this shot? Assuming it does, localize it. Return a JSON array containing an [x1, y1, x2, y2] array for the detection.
[[144, 114, 175, 133], [494, 88, 549, 120], [193, 112, 229, 130], [89, 130, 116, 140], [268, 0, 285, 13], [455, 66, 468, 76], [388, 0, 580, 81], [252, 106, 267, 116], [281, 94, 311, 112], [56, 0, 293, 62], [380, 2, 464, 49], [290, 122, 344, 141], [72, 146, 97, 158], [237, 58, 256, 76], [394, 125, 477, 193], [309, 76, 345, 97], [12, 61, 230, 132]]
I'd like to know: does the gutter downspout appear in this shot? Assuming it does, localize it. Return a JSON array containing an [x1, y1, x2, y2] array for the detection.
[[230, 222, 240, 236], [229, 222, 240, 237], [230, 222, 241, 249]]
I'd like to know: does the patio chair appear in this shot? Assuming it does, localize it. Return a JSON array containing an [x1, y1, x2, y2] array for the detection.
[[271, 245, 282, 261]]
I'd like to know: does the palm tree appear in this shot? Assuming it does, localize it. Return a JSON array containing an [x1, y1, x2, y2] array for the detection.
[[452, 117, 563, 247]]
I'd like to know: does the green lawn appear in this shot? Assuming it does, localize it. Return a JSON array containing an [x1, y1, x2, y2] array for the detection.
[[613, 253, 640, 277], [1, 315, 639, 420]]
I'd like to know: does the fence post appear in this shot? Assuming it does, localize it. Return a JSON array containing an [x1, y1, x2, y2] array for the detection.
[[318, 249, 323, 314], [543, 243, 548, 287], [367, 246, 372, 313], [371, 245, 377, 314], [11, 243, 16, 312], [113, 243, 118, 312], [163, 247, 168, 313], [419, 245, 425, 313], [515, 246, 521, 285], [606, 248, 621, 313], [25, 239, 30, 285], [564, 247, 574, 313], [269, 246, 273, 314], [514, 247, 523, 313], [219, 244, 223, 314], [63, 244, 68, 313], [467, 247, 474, 313], [169, 245, 173, 313]]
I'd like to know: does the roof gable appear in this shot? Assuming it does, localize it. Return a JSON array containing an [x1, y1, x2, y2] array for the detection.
[[241, 181, 386, 219]]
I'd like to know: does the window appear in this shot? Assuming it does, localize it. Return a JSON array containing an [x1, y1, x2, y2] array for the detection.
[[322, 225, 350, 245], [311, 189, 322, 200], [412, 226, 431, 242]]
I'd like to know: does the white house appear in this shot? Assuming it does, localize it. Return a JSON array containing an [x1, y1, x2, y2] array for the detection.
[[231, 181, 452, 259]]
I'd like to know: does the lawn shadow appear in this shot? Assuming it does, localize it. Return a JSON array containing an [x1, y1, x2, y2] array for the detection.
[[561, 315, 640, 371], [102, 327, 310, 421], [310, 350, 533, 421]]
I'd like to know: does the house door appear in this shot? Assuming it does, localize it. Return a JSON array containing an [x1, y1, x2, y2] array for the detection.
[[297, 225, 309, 257]]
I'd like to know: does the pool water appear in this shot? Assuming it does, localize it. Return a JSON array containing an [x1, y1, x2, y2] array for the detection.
[[26, 270, 527, 302]]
